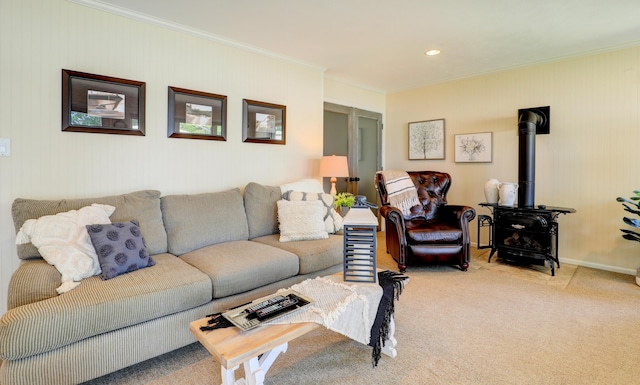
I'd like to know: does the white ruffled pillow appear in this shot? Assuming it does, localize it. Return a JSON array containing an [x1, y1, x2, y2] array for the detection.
[[277, 200, 328, 242], [15, 203, 116, 294]]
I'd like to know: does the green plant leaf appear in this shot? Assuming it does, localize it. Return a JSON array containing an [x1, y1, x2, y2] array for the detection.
[[623, 217, 640, 228], [622, 232, 640, 242]]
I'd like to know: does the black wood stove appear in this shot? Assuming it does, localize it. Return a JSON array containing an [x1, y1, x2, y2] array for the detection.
[[478, 107, 575, 275]]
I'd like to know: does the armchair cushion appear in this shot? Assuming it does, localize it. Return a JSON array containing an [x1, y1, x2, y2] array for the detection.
[[405, 220, 462, 244]]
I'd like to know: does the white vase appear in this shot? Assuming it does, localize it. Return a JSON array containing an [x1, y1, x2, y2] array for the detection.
[[484, 178, 500, 204], [498, 182, 518, 206]]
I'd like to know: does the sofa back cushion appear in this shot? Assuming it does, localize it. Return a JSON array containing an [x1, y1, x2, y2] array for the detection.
[[243, 182, 282, 239], [12, 190, 167, 260], [161, 188, 249, 255]]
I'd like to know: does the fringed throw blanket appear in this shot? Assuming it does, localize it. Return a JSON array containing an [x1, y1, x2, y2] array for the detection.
[[200, 271, 408, 367], [265, 276, 381, 346], [377, 170, 421, 217], [368, 270, 408, 367]]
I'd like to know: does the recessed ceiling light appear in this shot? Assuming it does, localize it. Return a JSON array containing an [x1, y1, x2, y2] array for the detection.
[[425, 49, 441, 56]]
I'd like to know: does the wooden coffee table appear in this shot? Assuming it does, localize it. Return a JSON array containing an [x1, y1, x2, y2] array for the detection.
[[190, 318, 320, 385], [189, 275, 399, 385]]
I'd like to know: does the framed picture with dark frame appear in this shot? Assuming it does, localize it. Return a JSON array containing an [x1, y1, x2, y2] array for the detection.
[[62, 69, 145, 135], [454, 132, 493, 163], [168, 86, 227, 140], [242, 99, 286, 145], [408, 119, 445, 160]]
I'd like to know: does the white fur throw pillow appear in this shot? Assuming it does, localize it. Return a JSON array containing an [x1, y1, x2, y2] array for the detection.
[[15, 203, 116, 294], [282, 190, 343, 233], [277, 200, 328, 242]]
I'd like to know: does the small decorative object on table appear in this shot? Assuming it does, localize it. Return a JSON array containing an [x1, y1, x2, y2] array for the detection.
[[484, 178, 500, 204], [334, 192, 355, 216], [498, 182, 518, 206]]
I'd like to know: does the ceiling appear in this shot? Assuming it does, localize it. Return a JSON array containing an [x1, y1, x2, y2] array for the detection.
[[79, 0, 640, 92]]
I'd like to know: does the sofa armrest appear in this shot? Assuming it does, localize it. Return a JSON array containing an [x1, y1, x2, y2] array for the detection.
[[7, 259, 60, 309]]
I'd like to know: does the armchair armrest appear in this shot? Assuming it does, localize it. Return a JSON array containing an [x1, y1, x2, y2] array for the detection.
[[379, 205, 409, 272], [438, 204, 477, 244]]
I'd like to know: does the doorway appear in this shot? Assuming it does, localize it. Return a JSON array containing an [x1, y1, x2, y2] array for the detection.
[[323, 102, 382, 208]]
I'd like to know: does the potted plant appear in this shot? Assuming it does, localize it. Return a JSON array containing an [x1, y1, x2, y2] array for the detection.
[[616, 190, 640, 285], [334, 192, 355, 216]]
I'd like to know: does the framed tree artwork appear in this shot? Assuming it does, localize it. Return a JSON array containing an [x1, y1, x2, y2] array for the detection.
[[408, 119, 445, 160]]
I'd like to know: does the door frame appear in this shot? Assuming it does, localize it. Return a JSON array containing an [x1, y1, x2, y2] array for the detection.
[[323, 102, 383, 195]]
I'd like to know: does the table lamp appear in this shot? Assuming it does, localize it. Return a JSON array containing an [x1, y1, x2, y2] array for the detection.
[[319, 155, 349, 195]]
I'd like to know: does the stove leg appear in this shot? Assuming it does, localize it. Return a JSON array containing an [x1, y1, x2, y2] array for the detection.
[[488, 247, 497, 263]]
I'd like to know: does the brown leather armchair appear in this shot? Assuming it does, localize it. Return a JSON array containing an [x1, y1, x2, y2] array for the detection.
[[376, 171, 476, 272]]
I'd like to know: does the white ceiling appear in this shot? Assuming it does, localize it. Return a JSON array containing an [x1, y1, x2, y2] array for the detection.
[[78, 0, 640, 92]]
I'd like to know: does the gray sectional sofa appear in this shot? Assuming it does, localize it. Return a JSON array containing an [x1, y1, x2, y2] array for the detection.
[[0, 182, 343, 385]]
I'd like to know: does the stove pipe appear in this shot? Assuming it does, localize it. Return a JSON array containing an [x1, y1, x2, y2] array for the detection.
[[517, 110, 545, 208]]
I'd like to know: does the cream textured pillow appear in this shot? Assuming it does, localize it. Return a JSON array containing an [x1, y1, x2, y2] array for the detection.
[[282, 190, 343, 233], [15, 203, 116, 294], [277, 200, 329, 242]]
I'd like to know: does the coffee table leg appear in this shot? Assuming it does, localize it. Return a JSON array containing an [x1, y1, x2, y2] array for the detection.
[[243, 342, 288, 385], [220, 364, 240, 385], [381, 317, 398, 358]]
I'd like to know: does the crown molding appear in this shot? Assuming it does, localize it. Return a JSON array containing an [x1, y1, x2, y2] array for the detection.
[[67, 0, 326, 72]]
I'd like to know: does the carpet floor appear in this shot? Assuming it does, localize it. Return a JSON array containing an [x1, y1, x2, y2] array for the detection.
[[82, 235, 640, 385]]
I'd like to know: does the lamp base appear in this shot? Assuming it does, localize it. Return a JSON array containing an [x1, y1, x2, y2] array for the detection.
[[330, 177, 337, 196]]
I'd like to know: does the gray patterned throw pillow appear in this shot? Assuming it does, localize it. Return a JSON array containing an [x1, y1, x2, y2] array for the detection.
[[86, 220, 155, 280]]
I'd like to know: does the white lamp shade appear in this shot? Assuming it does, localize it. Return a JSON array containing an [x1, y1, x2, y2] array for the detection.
[[319, 155, 349, 178]]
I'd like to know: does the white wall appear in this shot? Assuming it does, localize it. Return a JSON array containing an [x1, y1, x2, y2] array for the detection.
[[385, 46, 640, 275], [0, 0, 325, 312], [324, 77, 386, 114]]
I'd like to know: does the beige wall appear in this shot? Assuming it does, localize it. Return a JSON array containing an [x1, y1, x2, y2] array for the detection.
[[386, 46, 640, 275], [0, 0, 325, 312]]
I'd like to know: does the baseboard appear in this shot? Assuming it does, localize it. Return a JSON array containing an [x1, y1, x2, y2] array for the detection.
[[471, 242, 636, 276], [558, 258, 636, 276]]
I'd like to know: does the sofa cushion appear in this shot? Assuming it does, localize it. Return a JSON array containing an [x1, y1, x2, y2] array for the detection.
[[161, 188, 249, 255], [179, 240, 299, 298], [243, 182, 282, 239], [15, 204, 116, 294], [0, 254, 211, 361], [277, 200, 328, 242], [12, 190, 167, 259], [87, 220, 156, 280], [252, 234, 343, 275], [282, 190, 343, 233]]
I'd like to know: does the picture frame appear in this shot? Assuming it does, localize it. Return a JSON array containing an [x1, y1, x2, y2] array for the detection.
[[168, 86, 227, 140], [454, 132, 493, 163], [242, 99, 286, 145], [408, 119, 445, 160], [62, 69, 145, 135]]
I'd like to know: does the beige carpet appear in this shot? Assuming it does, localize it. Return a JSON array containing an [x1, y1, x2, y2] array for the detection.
[[83, 236, 640, 385]]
